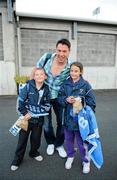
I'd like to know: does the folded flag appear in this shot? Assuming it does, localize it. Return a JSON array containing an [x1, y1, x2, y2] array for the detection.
[[77, 106, 104, 169]]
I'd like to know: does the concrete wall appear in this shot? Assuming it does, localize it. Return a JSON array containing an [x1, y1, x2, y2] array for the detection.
[[0, 2, 16, 95], [77, 23, 117, 89], [17, 17, 117, 90], [0, 1, 117, 95]]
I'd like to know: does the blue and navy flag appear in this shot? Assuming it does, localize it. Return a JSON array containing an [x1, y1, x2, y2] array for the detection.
[[77, 106, 104, 169]]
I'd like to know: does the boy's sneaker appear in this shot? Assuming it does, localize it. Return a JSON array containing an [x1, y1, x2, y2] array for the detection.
[[34, 155, 43, 161], [65, 157, 74, 170], [56, 146, 67, 158], [11, 165, 19, 171], [46, 144, 55, 155], [82, 162, 90, 174]]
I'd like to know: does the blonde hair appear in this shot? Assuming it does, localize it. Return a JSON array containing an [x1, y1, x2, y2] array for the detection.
[[30, 67, 47, 80]]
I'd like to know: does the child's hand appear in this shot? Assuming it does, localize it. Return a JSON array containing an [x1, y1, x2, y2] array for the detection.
[[44, 106, 50, 111], [24, 113, 31, 121], [66, 96, 75, 104]]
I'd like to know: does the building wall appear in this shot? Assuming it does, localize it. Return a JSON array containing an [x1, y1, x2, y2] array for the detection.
[[17, 17, 117, 90], [17, 18, 73, 75], [0, 1, 16, 95], [0, 1, 117, 95], [76, 23, 117, 89]]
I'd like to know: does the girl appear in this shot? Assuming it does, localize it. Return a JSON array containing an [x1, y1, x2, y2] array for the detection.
[[58, 62, 96, 173]]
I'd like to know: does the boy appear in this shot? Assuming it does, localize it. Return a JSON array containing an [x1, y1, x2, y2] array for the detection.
[[11, 68, 51, 171]]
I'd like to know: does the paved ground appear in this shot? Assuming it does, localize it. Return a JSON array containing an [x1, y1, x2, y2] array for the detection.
[[0, 90, 117, 180]]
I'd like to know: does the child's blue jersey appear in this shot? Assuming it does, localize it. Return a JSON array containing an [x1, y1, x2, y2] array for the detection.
[[17, 79, 51, 123], [58, 76, 96, 131]]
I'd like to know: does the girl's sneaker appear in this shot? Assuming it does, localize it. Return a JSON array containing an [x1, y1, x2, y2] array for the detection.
[[82, 162, 90, 174], [65, 157, 74, 170]]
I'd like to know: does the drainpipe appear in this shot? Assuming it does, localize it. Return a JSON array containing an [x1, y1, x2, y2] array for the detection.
[[7, 0, 13, 22], [15, 15, 21, 75]]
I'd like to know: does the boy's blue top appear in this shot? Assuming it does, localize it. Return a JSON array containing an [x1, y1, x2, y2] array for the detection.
[[17, 79, 51, 123], [36, 53, 71, 99], [58, 76, 96, 131]]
